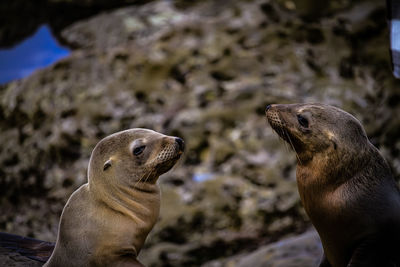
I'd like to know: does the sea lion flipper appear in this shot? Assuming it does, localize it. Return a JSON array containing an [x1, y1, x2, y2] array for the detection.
[[114, 258, 145, 267], [0, 232, 55, 263], [348, 238, 399, 267], [132, 258, 145, 267], [318, 254, 332, 267]]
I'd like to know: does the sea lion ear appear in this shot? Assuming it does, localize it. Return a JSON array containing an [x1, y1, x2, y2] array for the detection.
[[331, 139, 338, 150], [325, 130, 338, 150], [103, 159, 112, 171]]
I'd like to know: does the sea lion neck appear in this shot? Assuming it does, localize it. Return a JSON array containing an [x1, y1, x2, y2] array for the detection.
[[296, 158, 333, 204], [297, 145, 369, 191], [88, 176, 160, 223]]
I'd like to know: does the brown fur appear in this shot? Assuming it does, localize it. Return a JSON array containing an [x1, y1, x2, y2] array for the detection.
[[266, 103, 400, 267], [44, 129, 184, 267]]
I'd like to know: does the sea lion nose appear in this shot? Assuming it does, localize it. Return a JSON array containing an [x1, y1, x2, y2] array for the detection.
[[175, 137, 185, 151], [265, 104, 272, 112]]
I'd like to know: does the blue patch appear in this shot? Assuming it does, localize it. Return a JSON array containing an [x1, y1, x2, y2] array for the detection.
[[193, 173, 214, 182], [0, 25, 70, 84], [391, 20, 400, 52]]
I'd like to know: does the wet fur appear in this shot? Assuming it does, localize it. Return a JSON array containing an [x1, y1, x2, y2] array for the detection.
[[266, 103, 400, 267]]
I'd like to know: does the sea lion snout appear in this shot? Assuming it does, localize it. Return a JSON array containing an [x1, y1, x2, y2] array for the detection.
[[265, 104, 286, 137], [175, 137, 185, 152], [151, 136, 184, 175]]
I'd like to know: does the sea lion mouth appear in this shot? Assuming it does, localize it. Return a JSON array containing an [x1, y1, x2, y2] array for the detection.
[[135, 148, 182, 184], [266, 108, 302, 153], [266, 110, 291, 143], [154, 153, 182, 175], [156, 157, 179, 174], [154, 141, 184, 174]]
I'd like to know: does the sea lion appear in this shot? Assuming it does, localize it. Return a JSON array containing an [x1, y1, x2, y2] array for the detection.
[[265, 103, 400, 267], [44, 128, 185, 267]]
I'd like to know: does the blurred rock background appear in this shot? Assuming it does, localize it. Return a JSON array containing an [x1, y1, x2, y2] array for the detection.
[[0, 0, 399, 266]]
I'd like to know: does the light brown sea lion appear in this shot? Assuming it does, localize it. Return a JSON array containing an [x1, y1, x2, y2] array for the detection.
[[44, 128, 184, 267], [265, 103, 400, 267]]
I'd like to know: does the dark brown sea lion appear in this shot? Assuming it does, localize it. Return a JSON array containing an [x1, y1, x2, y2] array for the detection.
[[43, 128, 184, 267], [266, 103, 400, 267]]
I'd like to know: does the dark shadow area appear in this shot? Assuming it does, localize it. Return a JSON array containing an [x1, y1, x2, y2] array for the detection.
[[0, 0, 153, 48]]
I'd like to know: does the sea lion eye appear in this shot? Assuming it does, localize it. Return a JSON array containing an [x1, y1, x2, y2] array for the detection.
[[103, 159, 112, 171], [297, 115, 309, 128], [133, 145, 146, 156]]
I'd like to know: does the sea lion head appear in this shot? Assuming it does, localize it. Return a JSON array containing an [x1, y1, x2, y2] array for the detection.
[[265, 103, 368, 164], [88, 128, 184, 187]]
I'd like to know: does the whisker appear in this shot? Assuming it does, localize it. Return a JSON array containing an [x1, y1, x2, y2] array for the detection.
[[172, 155, 184, 170], [143, 167, 153, 183], [273, 125, 290, 153], [281, 132, 290, 152], [134, 167, 148, 188], [284, 129, 302, 164]]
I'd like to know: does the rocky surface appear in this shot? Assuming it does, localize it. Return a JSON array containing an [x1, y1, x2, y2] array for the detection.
[[1, 0, 399, 266], [204, 230, 322, 267]]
